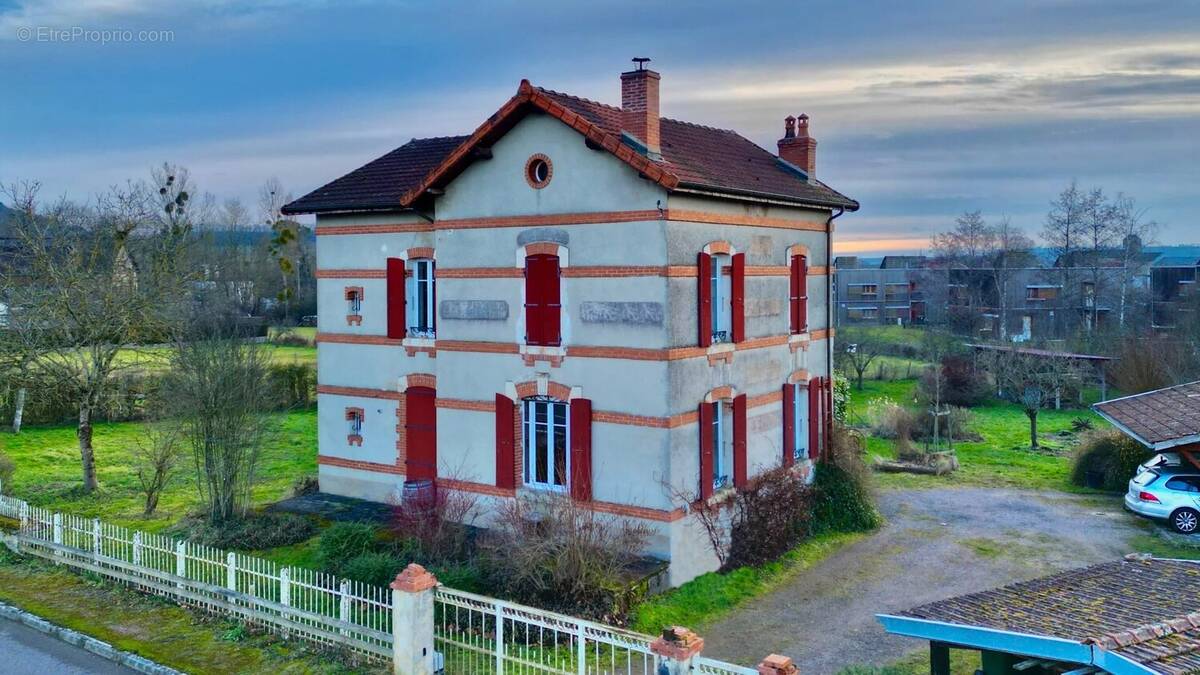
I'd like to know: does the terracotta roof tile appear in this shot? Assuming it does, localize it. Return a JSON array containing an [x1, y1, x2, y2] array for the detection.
[[283, 81, 858, 215], [282, 135, 468, 215], [1094, 381, 1200, 447]]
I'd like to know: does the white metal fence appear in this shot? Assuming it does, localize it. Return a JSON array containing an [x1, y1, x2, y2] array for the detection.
[[0, 490, 757, 674]]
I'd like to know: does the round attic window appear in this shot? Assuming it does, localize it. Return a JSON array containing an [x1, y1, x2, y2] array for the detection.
[[525, 154, 553, 189]]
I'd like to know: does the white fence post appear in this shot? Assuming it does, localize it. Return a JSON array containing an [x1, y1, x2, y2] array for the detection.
[[494, 600, 505, 675], [576, 621, 586, 675], [650, 627, 705, 675], [92, 518, 101, 558], [132, 531, 142, 566], [18, 501, 28, 532], [175, 540, 186, 587], [280, 567, 291, 609], [338, 580, 350, 638], [390, 564, 437, 675], [226, 552, 237, 591]]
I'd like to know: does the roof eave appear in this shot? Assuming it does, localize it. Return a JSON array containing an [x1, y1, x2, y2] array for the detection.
[[877, 614, 1094, 665], [673, 182, 859, 211], [281, 203, 412, 216]]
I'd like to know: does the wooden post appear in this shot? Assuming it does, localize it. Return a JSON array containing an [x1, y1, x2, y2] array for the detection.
[[930, 642, 951, 675], [391, 563, 438, 675]]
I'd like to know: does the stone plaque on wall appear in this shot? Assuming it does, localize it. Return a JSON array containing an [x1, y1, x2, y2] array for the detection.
[[579, 301, 664, 325], [440, 300, 509, 321]]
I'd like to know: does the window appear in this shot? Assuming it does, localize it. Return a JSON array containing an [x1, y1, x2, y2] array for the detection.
[[523, 397, 569, 490], [1165, 476, 1200, 493], [525, 154, 553, 189], [711, 402, 733, 491], [345, 287, 363, 326], [1026, 286, 1060, 301], [791, 384, 809, 461], [407, 258, 436, 338], [710, 254, 732, 343], [849, 284, 878, 297], [525, 254, 562, 346], [345, 407, 364, 446]]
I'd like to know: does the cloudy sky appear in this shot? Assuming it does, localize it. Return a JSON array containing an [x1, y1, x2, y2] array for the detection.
[[2, 0, 1198, 254]]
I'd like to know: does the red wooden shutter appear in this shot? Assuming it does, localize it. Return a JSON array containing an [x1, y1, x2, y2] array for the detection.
[[405, 387, 437, 481], [731, 253, 745, 343], [524, 255, 561, 346], [733, 394, 747, 488], [791, 255, 808, 334], [569, 399, 592, 501], [386, 258, 406, 339], [783, 383, 795, 467], [698, 402, 714, 500], [789, 256, 801, 333], [825, 375, 835, 455], [808, 380, 821, 461], [495, 394, 515, 489], [697, 252, 712, 347]]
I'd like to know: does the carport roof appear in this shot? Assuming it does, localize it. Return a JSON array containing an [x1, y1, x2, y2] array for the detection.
[[879, 557, 1200, 675], [1093, 380, 1200, 450]]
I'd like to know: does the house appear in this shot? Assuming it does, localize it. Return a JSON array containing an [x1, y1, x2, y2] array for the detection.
[[879, 555, 1200, 675], [832, 255, 938, 327], [282, 60, 858, 585]]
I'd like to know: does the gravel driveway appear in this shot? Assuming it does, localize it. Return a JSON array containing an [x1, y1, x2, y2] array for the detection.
[[701, 488, 1144, 674]]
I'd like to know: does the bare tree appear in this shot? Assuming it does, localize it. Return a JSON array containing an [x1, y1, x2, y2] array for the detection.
[[260, 178, 299, 321], [1043, 181, 1088, 337], [2, 181, 185, 492], [931, 210, 997, 263], [982, 348, 1079, 449], [986, 217, 1035, 341], [133, 422, 183, 516], [1111, 194, 1158, 330], [837, 328, 883, 390], [162, 330, 273, 523]]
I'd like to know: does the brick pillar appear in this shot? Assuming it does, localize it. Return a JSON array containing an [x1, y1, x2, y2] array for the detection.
[[391, 563, 438, 675], [650, 626, 704, 675], [758, 654, 799, 675]]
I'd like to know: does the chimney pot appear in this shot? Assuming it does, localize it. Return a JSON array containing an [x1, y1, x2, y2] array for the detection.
[[778, 112, 817, 177], [621, 59, 662, 159]]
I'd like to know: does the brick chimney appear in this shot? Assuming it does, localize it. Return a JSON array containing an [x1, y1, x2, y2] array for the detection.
[[621, 57, 661, 160], [778, 114, 817, 177]]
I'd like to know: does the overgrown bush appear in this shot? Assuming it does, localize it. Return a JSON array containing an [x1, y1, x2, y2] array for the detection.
[[342, 551, 405, 586], [811, 425, 882, 535], [391, 484, 478, 563], [0, 450, 14, 494], [269, 329, 314, 348], [268, 362, 316, 409], [1071, 417, 1095, 433], [1108, 336, 1200, 395], [917, 356, 990, 407], [290, 474, 319, 497], [912, 406, 980, 442], [481, 493, 654, 623], [171, 512, 316, 550], [865, 398, 914, 439], [725, 466, 813, 569], [1071, 430, 1148, 492], [316, 521, 380, 575]]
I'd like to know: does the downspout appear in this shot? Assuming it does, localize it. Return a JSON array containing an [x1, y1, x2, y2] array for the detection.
[[826, 206, 846, 450]]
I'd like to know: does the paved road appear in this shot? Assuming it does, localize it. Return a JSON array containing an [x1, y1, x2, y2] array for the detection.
[[702, 488, 1144, 674], [0, 615, 132, 674]]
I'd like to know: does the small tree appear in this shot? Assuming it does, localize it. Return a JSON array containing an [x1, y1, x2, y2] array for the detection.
[[133, 423, 183, 516], [162, 330, 273, 523], [838, 328, 883, 390], [983, 348, 1079, 449]]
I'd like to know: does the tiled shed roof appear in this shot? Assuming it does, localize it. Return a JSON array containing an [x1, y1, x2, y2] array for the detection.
[[283, 81, 857, 215], [897, 557, 1200, 674], [1093, 381, 1200, 449]]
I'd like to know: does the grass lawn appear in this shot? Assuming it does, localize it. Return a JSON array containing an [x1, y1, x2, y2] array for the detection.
[[845, 379, 1107, 492], [0, 409, 317, 533], [630, 532, 864, 634], [0, 548, 371, 674], [838, 646, 981, 675]]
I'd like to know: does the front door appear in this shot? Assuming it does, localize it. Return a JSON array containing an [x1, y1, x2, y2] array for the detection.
[[405, 386, 437, 481]]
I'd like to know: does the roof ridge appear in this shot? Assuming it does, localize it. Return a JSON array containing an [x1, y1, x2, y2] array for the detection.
[[661, 116, 737, 134], [1087, 612, 1200, 651], [533, 86, 622, 113], [408, 134, 472, 144]]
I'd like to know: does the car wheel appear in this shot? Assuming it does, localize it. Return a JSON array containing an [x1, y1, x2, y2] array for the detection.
[[1170, 508, 1200, 534]]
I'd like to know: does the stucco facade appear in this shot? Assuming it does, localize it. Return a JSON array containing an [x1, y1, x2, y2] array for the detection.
[[291, 66, 855, 586]]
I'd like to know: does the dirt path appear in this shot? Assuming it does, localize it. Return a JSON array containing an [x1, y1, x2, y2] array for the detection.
[[701, 488, 1143, 674]]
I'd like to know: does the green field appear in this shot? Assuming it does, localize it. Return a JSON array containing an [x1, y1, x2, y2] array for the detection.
[[0, 409, 317, 532], [846, 379, 1108, 491]]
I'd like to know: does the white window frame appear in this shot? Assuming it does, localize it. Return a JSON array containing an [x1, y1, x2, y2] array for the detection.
[[347, 290, 362, 315], [712, 401, 733, 491], [792, 384, 808, 461], [710, 254, 732, 344], [407, 258, 436, 338], [523, 397, 570, 492]]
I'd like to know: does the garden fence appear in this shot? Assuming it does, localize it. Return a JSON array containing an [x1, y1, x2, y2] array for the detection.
[[0, 487, 758, 674]]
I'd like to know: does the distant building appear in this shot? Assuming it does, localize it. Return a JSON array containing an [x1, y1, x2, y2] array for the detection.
[[833, 255, 942, 327], [1151, 255, 1200, 329]]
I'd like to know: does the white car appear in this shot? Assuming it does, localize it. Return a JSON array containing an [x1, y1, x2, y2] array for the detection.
[[1126, 466, 1200, 534]]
